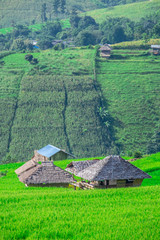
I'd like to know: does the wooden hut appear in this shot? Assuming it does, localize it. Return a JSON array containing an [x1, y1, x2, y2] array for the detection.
[[65, 159, 99, 175], [34, 144, 75, 162], [76, 155, 151, 188], [151, 45, 160, 55], [99, 44, 112, 58], [15, 161, 75, 187]]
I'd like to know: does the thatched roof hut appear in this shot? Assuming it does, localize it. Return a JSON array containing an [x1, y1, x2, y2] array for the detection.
[[76, 156, 151, 188], [65, 159, 99, 175], [23, 162, 74, 186], [99, 45, 112, 58], [77, 156, 151, 181], [15, 159, 38, 175], [151, 45, 160, 55]]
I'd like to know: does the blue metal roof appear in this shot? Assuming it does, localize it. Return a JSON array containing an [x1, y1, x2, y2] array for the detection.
[[37, 145, 60, 158]]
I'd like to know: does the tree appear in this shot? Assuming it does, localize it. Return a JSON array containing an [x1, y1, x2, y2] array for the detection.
[[69, 9, 81, 28], [38, 39, 53, 50], [113, 27, 126, 43], [78, 16, 97, 30], [60, 0, 66, 14], [41, 21, 62, 37], [53, 0, 60, 16], [41, 3, 47, 22], [75, 30, 97, 46], [12, 25, 31, 38], [10, 39, 25, 51]]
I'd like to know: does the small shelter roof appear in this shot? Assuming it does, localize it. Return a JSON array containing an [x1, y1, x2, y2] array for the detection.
[[99, 46, 111, 51], [77, 155, 151, 181], [15, 159, 37, 175], [65, 159, 100, 175], [37, 144, 74, 158], [25, 162, 74, 185], [151, 45, 160, 49]]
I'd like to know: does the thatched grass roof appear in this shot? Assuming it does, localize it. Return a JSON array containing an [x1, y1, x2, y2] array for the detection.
[[18, 165, 41, 183], [99, 46, 111, 51], [15, 160, 37, 175], [25, 162, 74, 185], [77, 156, 151, 181], [65, 160, 99, 175]]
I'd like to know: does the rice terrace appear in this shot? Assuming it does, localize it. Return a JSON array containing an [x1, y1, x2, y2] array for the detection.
[[0, 0, 160, 239]]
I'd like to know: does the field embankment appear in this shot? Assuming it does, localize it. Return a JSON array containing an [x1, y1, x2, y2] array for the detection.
[[0, 153, 160, 239]]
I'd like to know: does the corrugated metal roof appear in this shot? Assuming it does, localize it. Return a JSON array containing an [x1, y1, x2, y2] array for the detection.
[[151, 45, 160, 49], [37, 145, 60, 158]]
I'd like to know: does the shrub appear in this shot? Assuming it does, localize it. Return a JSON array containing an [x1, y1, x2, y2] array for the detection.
[[134, 151, 143, 159], [25, 54, 33, 62]]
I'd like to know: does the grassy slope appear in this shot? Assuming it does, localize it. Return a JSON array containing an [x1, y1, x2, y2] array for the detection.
[[96, 48, 160, 154], [85, 0, 160, 23], [0, 153, 160, 239], [0, 48, 111, 161]]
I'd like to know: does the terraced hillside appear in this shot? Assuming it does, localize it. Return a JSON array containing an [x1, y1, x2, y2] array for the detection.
[[96, 48, 160, 154], [0, 48, 112, 162]]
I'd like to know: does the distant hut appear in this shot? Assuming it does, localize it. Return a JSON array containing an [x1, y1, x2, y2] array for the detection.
[[33, 144, 75, 162], [76, 156, 151, 188], [15, 161, 75, 187], [151, 45, 160, 55], [99, 44, 112, 58], [66, 159, 100, 175]]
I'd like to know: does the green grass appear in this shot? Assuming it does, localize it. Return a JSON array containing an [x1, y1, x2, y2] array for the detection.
[[85, 0, 160, 23], [96, 48, 160, 154], [0, 153, 160, 239]]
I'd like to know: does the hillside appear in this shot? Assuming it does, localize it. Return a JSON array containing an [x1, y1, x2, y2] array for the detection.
[[96, 47, 160, 155], [84, 0, 160, 23], [0, 48, 112, 162], [1, 45, 160, 162], [0, 0, 149, 28], [0, 153, 160, 239], [0, 0, 104, 28]]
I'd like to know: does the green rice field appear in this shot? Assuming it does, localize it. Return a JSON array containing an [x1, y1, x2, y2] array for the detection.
[[0, 153, 160, 239]]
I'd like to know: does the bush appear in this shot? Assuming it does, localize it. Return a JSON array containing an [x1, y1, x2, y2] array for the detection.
[[25, 54, 33, 62], [134, 151, 143, 159]]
